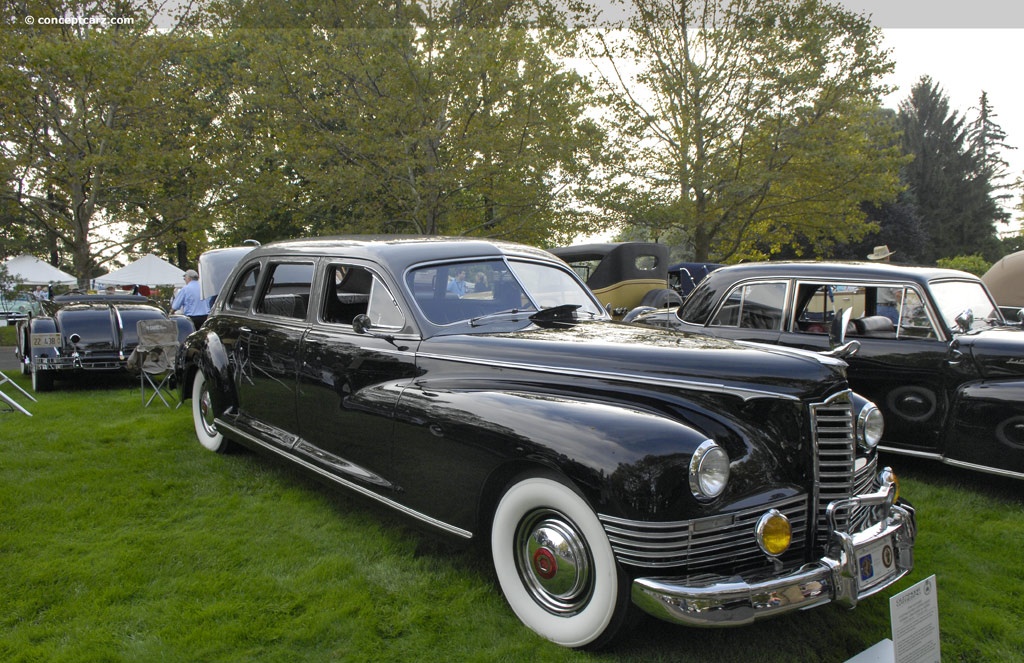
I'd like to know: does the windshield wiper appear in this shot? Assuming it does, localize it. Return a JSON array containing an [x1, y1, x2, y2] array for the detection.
[[469, 309, 533, 327]]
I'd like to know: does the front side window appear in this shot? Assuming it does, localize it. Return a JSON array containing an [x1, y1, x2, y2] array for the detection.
[[321, 263, 406, 330], [793, 282, 940, 340], [255, 262, 314, 319]]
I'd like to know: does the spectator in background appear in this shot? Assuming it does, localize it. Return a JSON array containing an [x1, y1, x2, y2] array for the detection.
[[172, 269, 211, 329], [447, 269, 468, 298]]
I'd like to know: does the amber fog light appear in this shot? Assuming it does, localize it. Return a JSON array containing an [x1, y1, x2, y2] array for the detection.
[[756, 509, 792, 557]]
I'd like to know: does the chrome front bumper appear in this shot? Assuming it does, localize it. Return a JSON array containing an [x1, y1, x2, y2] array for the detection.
[[631, 485, 916, 627]]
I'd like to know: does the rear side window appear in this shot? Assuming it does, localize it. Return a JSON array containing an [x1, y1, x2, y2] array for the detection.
[[710, 282, 787, 330], [255, 262, 315, 320], [225, 265, 260, 312]]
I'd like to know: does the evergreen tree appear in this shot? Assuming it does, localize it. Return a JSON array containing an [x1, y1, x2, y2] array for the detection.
[[897, 77, 1001, 263], [968, 91, 1014, 226]]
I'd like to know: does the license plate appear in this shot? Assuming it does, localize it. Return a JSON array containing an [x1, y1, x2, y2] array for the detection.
[[32, 333, 61, 348], [858, 537, 896, 589]]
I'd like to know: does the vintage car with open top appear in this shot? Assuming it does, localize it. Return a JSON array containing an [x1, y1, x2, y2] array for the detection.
[[16, 292, 193, 392], [177, 237, 915, 649], [632, 260, 1024, 481]]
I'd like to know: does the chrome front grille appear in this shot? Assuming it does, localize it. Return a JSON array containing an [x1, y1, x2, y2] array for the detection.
[[811, 390, 856, 548], [600, 494, 808, 571]]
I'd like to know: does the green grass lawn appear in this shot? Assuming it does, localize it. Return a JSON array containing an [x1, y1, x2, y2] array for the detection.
[[2, 372, 1022, 662]]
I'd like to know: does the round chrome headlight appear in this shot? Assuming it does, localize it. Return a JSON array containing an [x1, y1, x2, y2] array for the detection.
[[857, 403, 884, 449], [689, 440, 730, 501]]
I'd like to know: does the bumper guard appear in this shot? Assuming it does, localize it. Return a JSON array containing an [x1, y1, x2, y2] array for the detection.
[[631, 484, 916, 627]]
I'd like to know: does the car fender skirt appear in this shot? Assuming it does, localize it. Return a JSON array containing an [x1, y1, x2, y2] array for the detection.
[[631, 500, 915, 627]]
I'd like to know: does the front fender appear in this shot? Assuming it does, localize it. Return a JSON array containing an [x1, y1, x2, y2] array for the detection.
[[396, 386, 715, 522], [179, 328, 236, 416]]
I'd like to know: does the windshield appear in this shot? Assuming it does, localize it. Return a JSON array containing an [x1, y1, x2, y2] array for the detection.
[[407, 258, 604, 326], [929, 279, 1004, 331]]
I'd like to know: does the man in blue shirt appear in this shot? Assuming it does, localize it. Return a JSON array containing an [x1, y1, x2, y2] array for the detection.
[[447, 269, 468, 298], [172, 269, 211, 329]]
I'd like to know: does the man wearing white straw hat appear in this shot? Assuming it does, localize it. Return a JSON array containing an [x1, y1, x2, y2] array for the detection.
[[867, 245, 895, 262]]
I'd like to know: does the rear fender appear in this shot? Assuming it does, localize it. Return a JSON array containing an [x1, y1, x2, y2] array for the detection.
[[28, 317, 59, 361]]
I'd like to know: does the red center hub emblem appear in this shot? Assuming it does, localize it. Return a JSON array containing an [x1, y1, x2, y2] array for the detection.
[[532, 548, 557, 579]]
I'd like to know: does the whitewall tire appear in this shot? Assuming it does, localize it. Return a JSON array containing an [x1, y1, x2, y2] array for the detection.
[[192, 370, 232, 453], [491, 475, 630, 649]]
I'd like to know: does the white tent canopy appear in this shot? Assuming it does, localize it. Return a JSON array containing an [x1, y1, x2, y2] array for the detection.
[[2, 254, 77, 286], [95, 254, 185, 287]]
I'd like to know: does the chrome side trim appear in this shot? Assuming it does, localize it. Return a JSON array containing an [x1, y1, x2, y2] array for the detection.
[[215, 419, 474, 540], [879, 445, 1024, 481], [414, 351, 800, 403]]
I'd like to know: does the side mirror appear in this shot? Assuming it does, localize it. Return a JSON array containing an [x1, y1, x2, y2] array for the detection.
[[352, 313, 403, 349], [352, 313, 371, 335], [954, 308, 974, 333]]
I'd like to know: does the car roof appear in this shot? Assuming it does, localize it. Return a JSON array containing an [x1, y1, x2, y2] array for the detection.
[[243, 235, 559, 274], [702, 261, 979, 288]]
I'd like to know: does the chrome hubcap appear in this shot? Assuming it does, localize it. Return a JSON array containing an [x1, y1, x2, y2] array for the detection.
[[515, 509, 593, 615], [199, 387, 217, 437]]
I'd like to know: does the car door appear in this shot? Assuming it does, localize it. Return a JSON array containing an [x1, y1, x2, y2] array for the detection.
[[779, 281, 951, 452], [233, 260, 315, 449], [295, 261, 418, 496]]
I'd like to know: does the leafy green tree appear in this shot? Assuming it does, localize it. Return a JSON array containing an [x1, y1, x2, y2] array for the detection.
[[0, 1, 211, 284], [898, 77, 1002, 263], [207, 0, 607, 247], [585, 0, 905, 262], [936, 254, 991, 277]]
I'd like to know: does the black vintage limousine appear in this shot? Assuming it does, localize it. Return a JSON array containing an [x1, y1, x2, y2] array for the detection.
[[177, 237, 915, 649]]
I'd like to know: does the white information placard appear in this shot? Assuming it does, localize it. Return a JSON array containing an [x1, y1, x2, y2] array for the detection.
[[890, 575, 940, 663]]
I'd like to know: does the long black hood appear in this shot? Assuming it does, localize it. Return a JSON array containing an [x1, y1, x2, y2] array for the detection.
[[420, 321, 847, 403]]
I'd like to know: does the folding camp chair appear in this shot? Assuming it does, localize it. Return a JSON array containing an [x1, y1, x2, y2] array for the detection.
[[131, 319, 180, 407], [0, 370, 35, 416]]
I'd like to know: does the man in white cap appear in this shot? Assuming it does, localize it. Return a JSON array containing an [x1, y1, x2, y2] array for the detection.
[[867, 245, 895, 262], [172, 269, 211, 329]]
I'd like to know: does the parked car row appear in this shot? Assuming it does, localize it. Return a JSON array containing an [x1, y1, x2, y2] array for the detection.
[[175, 236, 915, 648]]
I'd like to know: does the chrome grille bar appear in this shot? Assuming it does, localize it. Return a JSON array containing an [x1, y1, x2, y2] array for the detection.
[[811, 390, 856, 549], [600, 494, 808, 570]]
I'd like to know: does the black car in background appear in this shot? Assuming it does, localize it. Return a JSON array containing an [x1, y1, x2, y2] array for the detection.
[[177, 236, 914, 649], [634, 261, 1024, 480], [16, 293, 193, 391]]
